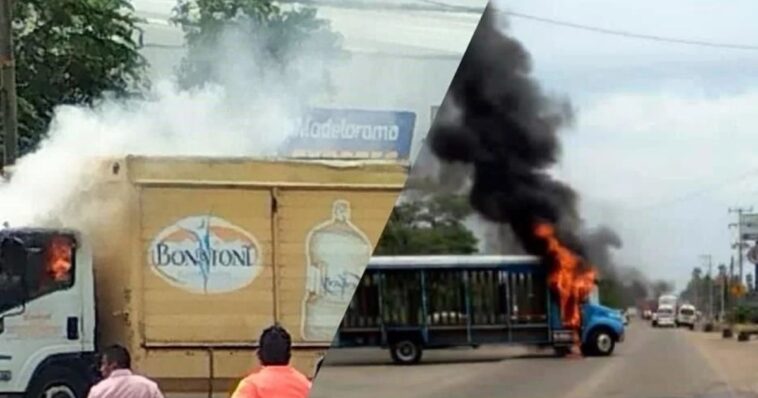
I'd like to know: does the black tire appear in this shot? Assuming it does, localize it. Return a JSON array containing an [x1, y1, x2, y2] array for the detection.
[[580, 343, 594, 357], [390, 340, 422, 365], [723, 329, 734, 339], [554, 346, 572, 357], [689, 324, 695, 331], [27, 366, 88, 398], [738, 332, 750, 342], [588, 328, 616, 357]]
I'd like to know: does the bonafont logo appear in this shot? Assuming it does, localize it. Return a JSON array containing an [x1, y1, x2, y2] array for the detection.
[[148, 215, 263, 294]]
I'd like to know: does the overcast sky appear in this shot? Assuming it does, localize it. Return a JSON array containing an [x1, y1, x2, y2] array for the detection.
[[494, 0, 758, 289]]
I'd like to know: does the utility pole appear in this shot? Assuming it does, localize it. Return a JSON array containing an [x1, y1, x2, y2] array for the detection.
[[0, 0, 17, 168], [718, 264, 726, 321], [701, 255, 713, 321], [729, 207, 753, 285]]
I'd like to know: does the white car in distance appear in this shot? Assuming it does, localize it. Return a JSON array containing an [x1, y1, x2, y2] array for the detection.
[[676, 304, 697, 330], [654, 305, 677, 328]]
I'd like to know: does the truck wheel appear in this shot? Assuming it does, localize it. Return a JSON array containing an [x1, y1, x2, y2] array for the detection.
[[738, 332, 750, 342], [27, 366, 88, 398], [689, 324, 695, 331], [390, 340, 422, 365], [589, 329, 615, 356]]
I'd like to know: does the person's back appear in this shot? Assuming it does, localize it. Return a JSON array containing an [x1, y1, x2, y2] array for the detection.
[[231, 325, 311, 398], [233, 365, 311, 398], [88, 345, 164, 398], [88, 369, 162, 398]]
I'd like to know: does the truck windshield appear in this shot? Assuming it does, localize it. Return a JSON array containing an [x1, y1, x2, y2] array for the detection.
[[680, 308, 695, 316], [0, 239, 27, 313], [588, 285, 599, 305]]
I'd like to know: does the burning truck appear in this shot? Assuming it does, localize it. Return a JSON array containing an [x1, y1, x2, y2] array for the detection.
[[0, 154, 409, 398], [426, 3, 625, 352], [334, 254, 625, 364]]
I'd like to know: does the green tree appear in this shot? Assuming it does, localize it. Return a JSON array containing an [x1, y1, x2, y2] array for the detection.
[[9, 0, 147, 154], [376, 194, 479, 255], [171, 0, 344, 91], [597, 279, 625, 308]]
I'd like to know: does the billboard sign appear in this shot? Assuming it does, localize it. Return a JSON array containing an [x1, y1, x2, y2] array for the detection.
[[740, 213, 758, 240], [282, 108, 416, 160]]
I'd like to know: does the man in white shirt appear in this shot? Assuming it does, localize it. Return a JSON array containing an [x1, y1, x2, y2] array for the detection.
[[87, 345, 164, 398]]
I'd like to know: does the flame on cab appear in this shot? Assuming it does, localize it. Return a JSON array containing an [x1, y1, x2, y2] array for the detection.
[[534, 223, 596, 339], [47, 236, 73, 282]]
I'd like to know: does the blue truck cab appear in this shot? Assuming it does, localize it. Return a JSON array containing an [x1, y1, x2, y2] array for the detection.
[[548, 284, 626, 356], [336, 255, 626, 364]]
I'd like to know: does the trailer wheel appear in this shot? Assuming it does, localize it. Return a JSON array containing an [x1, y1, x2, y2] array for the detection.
[[27, 366, 88, 398], [390, 340, 422, 365], [738, 332, 750, 342], [589, 329, 615, 356]]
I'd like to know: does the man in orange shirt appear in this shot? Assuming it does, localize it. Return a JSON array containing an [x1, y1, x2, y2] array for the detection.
[[231, 325, 312, 398]]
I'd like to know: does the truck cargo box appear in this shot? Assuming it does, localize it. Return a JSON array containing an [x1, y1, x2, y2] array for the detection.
[[81, 156, 408, 393]]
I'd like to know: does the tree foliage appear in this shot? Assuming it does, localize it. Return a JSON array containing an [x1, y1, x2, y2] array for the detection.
[[375, 194, 479, 255], [9, 0, 147, 154], [171, 0, 344, 91]]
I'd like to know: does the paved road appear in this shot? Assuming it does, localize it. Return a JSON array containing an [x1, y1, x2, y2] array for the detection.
[[310, 320, 758, 398]]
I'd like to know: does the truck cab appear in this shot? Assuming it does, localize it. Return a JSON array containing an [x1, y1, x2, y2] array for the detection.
[[571, 284, 626, 356], [0, 229, 96, 398]]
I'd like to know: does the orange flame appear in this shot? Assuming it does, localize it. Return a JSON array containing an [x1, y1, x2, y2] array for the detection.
[[46, 236, 73, 282], [534, 223, 596, 335]]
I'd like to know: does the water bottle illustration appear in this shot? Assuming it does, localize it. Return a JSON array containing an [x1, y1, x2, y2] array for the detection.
[[302, 199, 372, 341]]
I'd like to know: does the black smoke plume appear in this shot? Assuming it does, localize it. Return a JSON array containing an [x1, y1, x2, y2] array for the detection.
[[429, 3, 582, 257], [582, 226, 623, 278]]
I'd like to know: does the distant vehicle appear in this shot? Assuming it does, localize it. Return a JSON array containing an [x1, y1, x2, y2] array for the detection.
[[658, 294, 678, 308], [643, 309, 653, 320], [626, 307, 638, 317], [334, 255, 626, 363], [654, 305, 676, 328], [676, 304, 697, 330]]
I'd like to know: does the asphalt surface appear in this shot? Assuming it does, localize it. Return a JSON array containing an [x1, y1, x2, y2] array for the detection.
[[309, 320, 758, 398]]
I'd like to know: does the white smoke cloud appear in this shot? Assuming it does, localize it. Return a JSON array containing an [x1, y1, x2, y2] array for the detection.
[[0, 20, 334, 230]]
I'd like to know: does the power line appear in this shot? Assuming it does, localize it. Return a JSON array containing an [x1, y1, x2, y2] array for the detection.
[[503, 10, 758, 51], [624, 168, 758, 213]]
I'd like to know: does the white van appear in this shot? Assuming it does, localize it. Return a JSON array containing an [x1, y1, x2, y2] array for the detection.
[[654, 305, 676, 327], [676, 305, 697, 330]]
